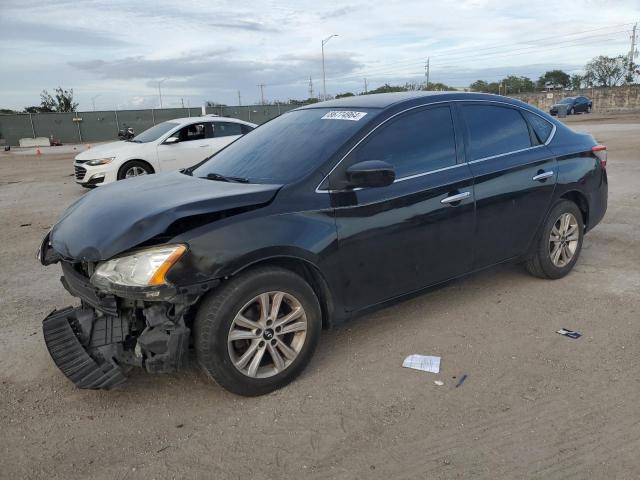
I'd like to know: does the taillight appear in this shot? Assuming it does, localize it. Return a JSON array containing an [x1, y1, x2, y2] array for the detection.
[[592, 145, 607, 169]]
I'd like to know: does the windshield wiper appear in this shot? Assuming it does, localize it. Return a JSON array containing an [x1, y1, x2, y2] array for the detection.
[[204, 172, 251, 183]]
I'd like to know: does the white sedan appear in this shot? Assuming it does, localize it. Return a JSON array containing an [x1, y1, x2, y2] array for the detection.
[[73, 116, 257, 187]]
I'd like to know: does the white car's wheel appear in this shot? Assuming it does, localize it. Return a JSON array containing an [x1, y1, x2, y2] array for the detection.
[[118, 160, 154, 180]]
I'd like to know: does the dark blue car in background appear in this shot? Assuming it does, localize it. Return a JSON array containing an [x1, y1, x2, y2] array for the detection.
[[550, 95, 593, 115], [40, 92, 608, 396]]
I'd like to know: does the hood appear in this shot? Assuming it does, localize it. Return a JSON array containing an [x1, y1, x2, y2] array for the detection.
[[75, 141, 144, 160], [50, 172, 281, 261]]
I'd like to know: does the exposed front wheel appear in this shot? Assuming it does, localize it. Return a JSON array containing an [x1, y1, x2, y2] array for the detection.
[[569, 107, 575, 115], [194, 266, 321, 396], [526, 200, 584, 279], [118, 160, 153, 180]]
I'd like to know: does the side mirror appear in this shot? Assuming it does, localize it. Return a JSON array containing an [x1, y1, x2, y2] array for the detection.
[[346, 160, 395, 189], [164, 136, 179, 145]]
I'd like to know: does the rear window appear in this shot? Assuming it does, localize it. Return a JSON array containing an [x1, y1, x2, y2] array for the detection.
[[522, 111, 554, 144], [462, 105, 532, 160], [214, 122, 243, 137]]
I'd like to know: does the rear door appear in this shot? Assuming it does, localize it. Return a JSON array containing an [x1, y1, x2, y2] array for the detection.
[[459, 103, 557, 268], [330, 104, 476, 311]]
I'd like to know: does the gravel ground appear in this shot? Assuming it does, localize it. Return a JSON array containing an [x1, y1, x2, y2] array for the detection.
[[1, 115, 639, 479]]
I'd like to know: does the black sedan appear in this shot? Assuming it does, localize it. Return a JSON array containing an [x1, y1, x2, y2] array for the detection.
[[39, 92, 608, 396], [550, 96, 593, 115]]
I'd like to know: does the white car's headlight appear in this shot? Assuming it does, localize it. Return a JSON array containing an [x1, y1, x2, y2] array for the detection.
[[86, 157, 114, 166], [91, 245, 187, 289]]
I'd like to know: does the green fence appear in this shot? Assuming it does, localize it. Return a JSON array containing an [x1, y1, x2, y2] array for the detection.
[[0, 104, 300, 146]]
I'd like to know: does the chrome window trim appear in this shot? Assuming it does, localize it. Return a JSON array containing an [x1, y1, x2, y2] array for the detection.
[[315, 99, 557, 194]]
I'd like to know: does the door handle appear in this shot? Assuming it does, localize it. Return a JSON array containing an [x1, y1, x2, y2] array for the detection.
[[532, 171, 554, 181], [441, 191, 471, 205]]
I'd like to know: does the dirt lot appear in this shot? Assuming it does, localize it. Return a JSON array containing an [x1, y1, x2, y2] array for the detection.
[[1, 114, 639, 479]]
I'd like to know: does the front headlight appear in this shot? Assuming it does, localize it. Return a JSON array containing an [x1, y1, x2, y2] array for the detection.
[[91, 244, 187, 289], [86, 157, 114, 166]]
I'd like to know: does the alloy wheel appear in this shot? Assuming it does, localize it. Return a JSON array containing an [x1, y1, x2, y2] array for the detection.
[[549, 212, 579, 267], [125, 166, 147, 178], [227, 291, 308, 378]]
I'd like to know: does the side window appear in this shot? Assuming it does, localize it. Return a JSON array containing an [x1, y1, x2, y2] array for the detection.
[[240, 124, 254, 135], [462, 105, 532, 160], [349, 106, 457, 178], [172, 123, 206, 142], [214, 122, 243, 137], [522, 111, 553, 144]]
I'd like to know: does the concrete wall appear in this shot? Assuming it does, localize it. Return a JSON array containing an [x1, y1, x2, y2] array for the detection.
[[510, 85, 640, 113], [0, 104, 298, 146]]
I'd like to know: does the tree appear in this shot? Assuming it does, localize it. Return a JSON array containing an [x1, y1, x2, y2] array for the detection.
[[422, 82, 456, 91], [469, 80, 489, 92], [501, 75, 535, 93], [537, 70, 570, 89], [364, 83, 408, 95], [584, 56, 627, 87], [0, 108, 16, 114], [335, 92, 355, 99], [570, 74, 584, 90], [41, 87, 78, 112]]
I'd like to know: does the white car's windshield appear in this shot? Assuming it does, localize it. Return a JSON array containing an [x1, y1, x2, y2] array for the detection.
[[131, 122, 179, 143]]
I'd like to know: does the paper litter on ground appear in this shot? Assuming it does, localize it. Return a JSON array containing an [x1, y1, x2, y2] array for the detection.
[[402, 354, 441, 374]]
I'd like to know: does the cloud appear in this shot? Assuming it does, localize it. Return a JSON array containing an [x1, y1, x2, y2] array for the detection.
[[0, 19, 129, 47], [208, 21, 279, 32]]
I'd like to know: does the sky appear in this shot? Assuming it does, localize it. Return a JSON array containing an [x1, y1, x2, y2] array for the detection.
[[0, 0, 638, 111]]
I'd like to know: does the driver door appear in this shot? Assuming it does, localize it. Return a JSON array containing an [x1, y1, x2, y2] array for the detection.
[[329, 105, 476, 311], [156, 122, 213, 171]]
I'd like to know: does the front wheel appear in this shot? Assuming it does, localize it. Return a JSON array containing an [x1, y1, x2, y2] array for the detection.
[[526, 200, 584, 279], [194, 266, 321, 396], [569, 107, 575, 115], [117, 160, 153, 180]]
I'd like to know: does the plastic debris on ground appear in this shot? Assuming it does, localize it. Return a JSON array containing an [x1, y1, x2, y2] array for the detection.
[[455, 374, 468, 388], [434, 380, 444, 386], [556, 328, 582, 339], [402, 354, 440, 374]]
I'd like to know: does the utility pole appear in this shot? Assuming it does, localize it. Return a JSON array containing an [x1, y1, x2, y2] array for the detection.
[[257, 84, 266, 105], [424, 57, 430, 90], [238, 90, 242, 106], [364, 78, 368, 94], [158, 79, 166, 108], [321, 34, 338, 100], [91, 94, 100, 111], [309, 76, 314, 99], [630, 23, 638, 80], [180, 97, 184, 108]]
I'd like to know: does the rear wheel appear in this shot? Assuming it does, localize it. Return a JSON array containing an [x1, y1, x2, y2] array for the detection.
[[117, 160, 153, 180], [194, 266, 321, 396], [526, 200, 584, 279]]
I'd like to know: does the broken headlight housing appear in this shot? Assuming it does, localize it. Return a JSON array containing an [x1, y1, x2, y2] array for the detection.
[[90, 244, 186, 290]]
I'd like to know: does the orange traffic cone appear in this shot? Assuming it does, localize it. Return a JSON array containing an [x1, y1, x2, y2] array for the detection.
[[36, 148, 41, 155]]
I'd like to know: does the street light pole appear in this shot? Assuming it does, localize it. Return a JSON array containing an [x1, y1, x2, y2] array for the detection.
[[321, 34, 338, 101], [158, 79, 166, 108]]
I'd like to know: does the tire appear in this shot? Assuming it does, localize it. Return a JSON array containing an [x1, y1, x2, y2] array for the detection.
[[587, 105, 592, 113], [194, 266, 322, 396], [569, 107, 575, 115], [526, 200, 584, 279], [117, 160, 153, 180]]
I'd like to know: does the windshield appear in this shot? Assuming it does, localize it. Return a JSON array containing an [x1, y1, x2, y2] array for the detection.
[[559, 98, 576, 104], [132, 122, 179, 143], [193, 108, 377, 184]]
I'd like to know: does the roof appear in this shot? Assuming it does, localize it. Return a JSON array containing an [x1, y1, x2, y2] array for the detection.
[[165, 116, 255, 126], [298, 91, 523, 110]]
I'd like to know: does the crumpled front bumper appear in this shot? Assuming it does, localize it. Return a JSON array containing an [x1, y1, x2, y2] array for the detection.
[[43, 306, 128, 389]]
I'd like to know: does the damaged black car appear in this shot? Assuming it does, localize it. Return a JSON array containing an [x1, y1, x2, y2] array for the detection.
[[39, 92, 607, 396]]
